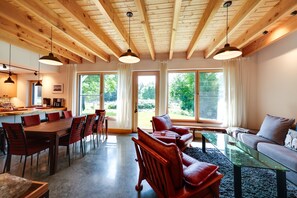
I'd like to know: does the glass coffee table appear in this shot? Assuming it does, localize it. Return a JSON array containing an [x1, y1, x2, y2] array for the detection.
[[202, 132, 288, 198]]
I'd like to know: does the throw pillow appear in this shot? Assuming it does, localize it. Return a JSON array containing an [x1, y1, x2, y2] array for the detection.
[[285, 129, 297, 151], [183, 161, 218, 187], [257, 114, 295, 145]]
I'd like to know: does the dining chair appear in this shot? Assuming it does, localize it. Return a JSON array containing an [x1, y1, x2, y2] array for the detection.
[[63, 110, 73, 119], [81, 114, 96, 153], [46, 112, 61, 122], [2, 122, 50, 177], [59, 116, 85, 166], [21, 114, 41, 127], [93, 110, 106, 146]]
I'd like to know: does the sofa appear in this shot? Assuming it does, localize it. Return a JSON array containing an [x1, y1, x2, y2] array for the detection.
[[228, 114, 297, 185], [151, 114, 193, 151]]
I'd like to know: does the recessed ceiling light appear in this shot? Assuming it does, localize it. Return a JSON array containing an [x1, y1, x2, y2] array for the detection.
[[291, 10, 297, 16]]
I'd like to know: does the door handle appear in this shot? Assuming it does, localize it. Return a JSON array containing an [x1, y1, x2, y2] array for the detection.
[[134, 103, 138, 113]]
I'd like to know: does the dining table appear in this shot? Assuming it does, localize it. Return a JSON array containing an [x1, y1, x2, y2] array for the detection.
[[24, 118, 73, 175]]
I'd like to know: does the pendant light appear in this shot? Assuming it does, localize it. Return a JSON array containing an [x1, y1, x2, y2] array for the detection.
[[213, 1, 242, 60], [119, 12, 140, 64], [4, 44, 15, 84], [39, 27, 63, 66], [35, 56, 42, 86]]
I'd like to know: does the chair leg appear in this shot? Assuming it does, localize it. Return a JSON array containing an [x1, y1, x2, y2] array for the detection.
[[37, 152, 39, 167], [68, 145, 71, 167], [93, 134, 96, 149], [81, 139, 84, 156], [31, 155, 33, 166], [22, 156, 27, 177], [20, 155, 22, 163], [3, 154, 10, 173]]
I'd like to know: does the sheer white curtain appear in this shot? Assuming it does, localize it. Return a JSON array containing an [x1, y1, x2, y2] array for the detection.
[[116, 64, 132, 129], [159, 61, 168, 115], [65, 64, 77, 115], [223, 58, 249, 127]]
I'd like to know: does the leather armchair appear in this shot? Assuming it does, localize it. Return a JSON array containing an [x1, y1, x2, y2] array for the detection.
[[152, 114, 193, 150], [132, 128, 223, 198]]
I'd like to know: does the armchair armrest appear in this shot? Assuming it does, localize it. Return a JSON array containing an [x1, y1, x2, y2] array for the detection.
[[170, 126, 190, 135]]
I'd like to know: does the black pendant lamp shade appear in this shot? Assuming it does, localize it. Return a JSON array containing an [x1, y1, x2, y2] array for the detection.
[[39, 27, 63, 66], [35, 57, 42, 86], [213, 1, 242, 60], [4, 72, 14, 84], [35, 80, 42, 86], [4, 44, 14, 84], [119, 12, 140, 64]]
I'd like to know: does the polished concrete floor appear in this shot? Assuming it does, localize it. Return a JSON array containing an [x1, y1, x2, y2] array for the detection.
[[0, 133, 164, 198]]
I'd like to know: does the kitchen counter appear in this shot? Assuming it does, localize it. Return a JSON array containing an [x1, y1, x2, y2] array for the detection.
[[0, 107, 67, 127], [0, 107, 66, 117]]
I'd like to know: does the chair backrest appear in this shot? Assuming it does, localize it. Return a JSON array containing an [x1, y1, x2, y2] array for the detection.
[[2, 123, 27, 155], [46, 112, 61, 122], [21, 114, 41, 127], [152, 114, 173, 131], [69, 116, 85, 144], [94, 110, 106, 133], [133, 128, 184, 197], [63, 110, 73, 119], [82, 114, 96, 137]]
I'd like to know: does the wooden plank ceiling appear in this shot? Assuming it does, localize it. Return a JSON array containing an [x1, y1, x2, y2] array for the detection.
[[0, 0, 296, 64]]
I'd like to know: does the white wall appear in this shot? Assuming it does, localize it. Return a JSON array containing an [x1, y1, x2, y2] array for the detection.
[[254, 31, 297, 128]]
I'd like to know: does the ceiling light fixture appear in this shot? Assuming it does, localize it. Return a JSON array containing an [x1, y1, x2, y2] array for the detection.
[[4, 44, 15, 84], [39, 27, 63, 66], [119, 12, 140, 64], [35, 56, 42, 86], [213, 1, 242, 60]]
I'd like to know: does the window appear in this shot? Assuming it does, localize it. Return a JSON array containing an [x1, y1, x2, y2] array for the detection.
[[168, 70, 224, 123], [78, 73, 117, 117], [30, 81, 42, 106], [168, 72, 195, 120]]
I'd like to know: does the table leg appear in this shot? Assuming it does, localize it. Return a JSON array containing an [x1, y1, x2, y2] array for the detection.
[[234, 165, 242, 198], [48, 137, 55, 175], [105, 118, 108, 139], [276, 170, 287, 198], [202, 135, 206, 153], [192, 129, 196, 140]]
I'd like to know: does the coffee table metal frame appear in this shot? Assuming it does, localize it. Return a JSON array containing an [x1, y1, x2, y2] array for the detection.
[[202, 132, 288, 198]]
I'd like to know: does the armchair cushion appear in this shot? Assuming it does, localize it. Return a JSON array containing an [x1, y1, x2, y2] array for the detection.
[[170, 126, 190, 135], [183, 161, 219, 187], [152, 114, 172, 131]]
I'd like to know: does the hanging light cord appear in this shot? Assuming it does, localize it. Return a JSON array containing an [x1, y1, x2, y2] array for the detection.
[[226, 4, 229, 44], [50, 27, 53, 53], [128, 13, 131, 49], [9, 44, 11, 74]]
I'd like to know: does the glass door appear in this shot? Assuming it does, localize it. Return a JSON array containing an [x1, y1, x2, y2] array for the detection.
[[133, 72, 159, 132]]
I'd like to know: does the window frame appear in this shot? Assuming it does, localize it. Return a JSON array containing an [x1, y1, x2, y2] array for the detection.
[[167, 69, 223, 124], [77, 72, 117, 116], [29, 80, 42, 106]]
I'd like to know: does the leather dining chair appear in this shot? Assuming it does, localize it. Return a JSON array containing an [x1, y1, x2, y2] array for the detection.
[[21, 114, 41, 127], [93, 110, 106, 146], [63, 110, 73, 119], [2, 122, 50, 177], [46, 112, 61, 122], [59, 116, 85, 166], [81, 114, 96, 153]]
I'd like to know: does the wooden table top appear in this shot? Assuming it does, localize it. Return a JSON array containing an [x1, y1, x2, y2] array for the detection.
[[24, 118, 72, 133]]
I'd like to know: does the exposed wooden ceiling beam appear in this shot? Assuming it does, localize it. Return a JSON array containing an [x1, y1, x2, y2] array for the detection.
[[233, 0, 297, 49], [54, 0, 122, 58], [243, 15, 297, 56], [204, 0, 263, 59], [0, 29, 69, 65], [0, 16, 82, 63], [0, 1, 91, 63], [169, 0, 182, 60], [13, 0, 110, 62], [186, 0, 223, 59], [134, 0, 156, 61], [92, 0, 139, 56]]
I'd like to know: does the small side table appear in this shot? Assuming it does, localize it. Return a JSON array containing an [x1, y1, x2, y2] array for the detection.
[[152, 131, 180, 144]]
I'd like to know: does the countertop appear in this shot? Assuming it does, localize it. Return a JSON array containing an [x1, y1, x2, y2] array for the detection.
[[0, 107, 66, 117]]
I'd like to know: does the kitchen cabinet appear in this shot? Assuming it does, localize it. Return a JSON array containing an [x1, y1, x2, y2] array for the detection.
[[0, 73, 17, 97]]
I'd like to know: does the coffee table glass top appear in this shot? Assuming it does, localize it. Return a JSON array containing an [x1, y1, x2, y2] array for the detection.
[[202, 132, 288, 171]]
